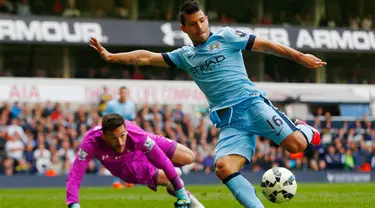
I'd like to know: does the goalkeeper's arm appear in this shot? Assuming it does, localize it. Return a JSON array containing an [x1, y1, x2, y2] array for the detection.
[[66, 148, 91, 207]]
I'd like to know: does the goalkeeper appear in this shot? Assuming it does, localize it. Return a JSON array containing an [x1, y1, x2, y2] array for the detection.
[[66, 113, 204, 208]]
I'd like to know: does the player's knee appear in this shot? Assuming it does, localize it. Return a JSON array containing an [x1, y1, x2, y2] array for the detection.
[[282, 132, 307, 154], [215, 155, 246, 180], [215, 159, 233, 180], [293, 136, 307, 153], [287, 143, 305, 154], [185, 148, 195, 164]]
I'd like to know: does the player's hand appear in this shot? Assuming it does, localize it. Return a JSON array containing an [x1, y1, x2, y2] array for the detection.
[[68, 203, 80, 208], [174, 198, 191, 208], [89, 37, 112, 61], [299, 54, 327, 69]]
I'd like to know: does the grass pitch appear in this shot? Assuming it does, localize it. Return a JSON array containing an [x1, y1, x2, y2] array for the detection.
[[0, 183, 374, 208]]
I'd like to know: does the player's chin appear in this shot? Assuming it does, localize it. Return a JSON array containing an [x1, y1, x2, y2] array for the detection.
[[199, 33, 207, 40], [115, 146, 125, 153]]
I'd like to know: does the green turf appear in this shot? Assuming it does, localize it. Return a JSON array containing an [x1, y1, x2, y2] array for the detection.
[[0, 183, 374, 208]]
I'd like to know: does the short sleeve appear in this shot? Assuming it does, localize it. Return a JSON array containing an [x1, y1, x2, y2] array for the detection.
[[126, 121, 156, 152], [78, 136, 96, 161], [103, 101, 114, 115], [162, 48, 183, 68], [223, 27, 256, 50]]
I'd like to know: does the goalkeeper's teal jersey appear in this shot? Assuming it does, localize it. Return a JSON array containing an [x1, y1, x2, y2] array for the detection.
[[163, 26, 263, 111]]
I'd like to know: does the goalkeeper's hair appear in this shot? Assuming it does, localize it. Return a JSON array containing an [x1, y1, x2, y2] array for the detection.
[[102, 113, 125, 133], [179, 0, 202, 26]]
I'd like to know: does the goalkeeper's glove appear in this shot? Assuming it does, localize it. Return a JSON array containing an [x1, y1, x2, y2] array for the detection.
[[68, 203, 80, 208], [174, 187, 191, 208]]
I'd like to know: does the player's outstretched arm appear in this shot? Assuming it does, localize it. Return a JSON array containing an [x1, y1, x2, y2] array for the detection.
[[251, 37, 327, 69], [90, 37, 169, 67], [66, 147, 92, 208]]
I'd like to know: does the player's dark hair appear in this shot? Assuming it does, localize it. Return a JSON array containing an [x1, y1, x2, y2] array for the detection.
[[179, 0, 202, 26], [119, 86, 127, 91], [102, 113, 125, 133]]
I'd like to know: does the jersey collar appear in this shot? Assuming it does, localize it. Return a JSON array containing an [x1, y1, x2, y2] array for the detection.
[[193, 32, 213, 47]]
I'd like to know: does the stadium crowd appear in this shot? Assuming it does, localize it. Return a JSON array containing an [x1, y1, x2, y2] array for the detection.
[[0, 96, 374, 176]]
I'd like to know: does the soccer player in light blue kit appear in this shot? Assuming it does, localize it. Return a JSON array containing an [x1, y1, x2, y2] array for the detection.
[[90, 1, 326, 207], [104, 86, 136, 121], [104, 86, 136, 188]]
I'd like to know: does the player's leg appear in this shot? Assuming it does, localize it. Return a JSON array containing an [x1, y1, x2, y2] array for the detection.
[[150, 135, 202, 206], [171, 144, 195, 166], [156, 168, 204, 208], [280, 119, 320, 153], [214, 127, 264, 208], [249, 96, 320, 153], [153, 135, 195, 166]]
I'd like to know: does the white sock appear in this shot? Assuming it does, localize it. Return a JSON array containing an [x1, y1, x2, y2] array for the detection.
[[190, 194, 205, 208]]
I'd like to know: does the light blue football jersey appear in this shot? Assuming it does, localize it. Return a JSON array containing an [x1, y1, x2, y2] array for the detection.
[[104, 99, 136, 120], [164, 26, 263, 111]]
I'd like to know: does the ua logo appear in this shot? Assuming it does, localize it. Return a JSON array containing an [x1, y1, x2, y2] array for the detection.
[[160, 23, 192, 46]]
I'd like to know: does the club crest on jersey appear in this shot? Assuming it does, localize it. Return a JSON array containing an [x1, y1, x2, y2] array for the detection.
[[78, 149, 88, 161], [209, 41, 220, 51], [235, 30, 247, 38], [144, 136, 155, 152]]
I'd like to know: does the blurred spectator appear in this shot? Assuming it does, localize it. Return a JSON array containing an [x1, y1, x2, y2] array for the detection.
[[23, 141, 34, 165], [51, 0, 63, 15], [260, 13, 272, 25], [165, 7, 174, 21], [362, 14, 372, 31], [34, 143, 51, 174], [276, 10, 289, 26], [15, 158, 30, 174], [132, 67, 145, 80], [104, 86, 136, 121], [94, 7, 106, 18], [49, 152, 63, 175], [220, 14, 236, 24], [114, 0, 129, 19], [8, 118, 28, 143], [98, 86, 112, 116], [319, 15, 329, 27], [5, 132, 25, 163], [58, 140, 75, 165], [0, 0, 13, 14], [324, 145, 342, 169], [16, 0, 31, 16], [349, 15, 361, 29], [62, 0, 80, 17]]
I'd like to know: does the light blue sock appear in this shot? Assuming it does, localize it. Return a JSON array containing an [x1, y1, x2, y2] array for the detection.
[[296, 124, 313, 143], [224, 172, 264, 208]]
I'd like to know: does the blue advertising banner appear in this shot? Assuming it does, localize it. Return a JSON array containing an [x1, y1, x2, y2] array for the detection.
[[0, 172, 373, 188], [0, 16, 374, 52]]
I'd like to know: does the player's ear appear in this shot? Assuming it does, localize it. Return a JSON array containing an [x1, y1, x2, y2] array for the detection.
[[102, 131, 108, 140], [180, 25, 187, 33]]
